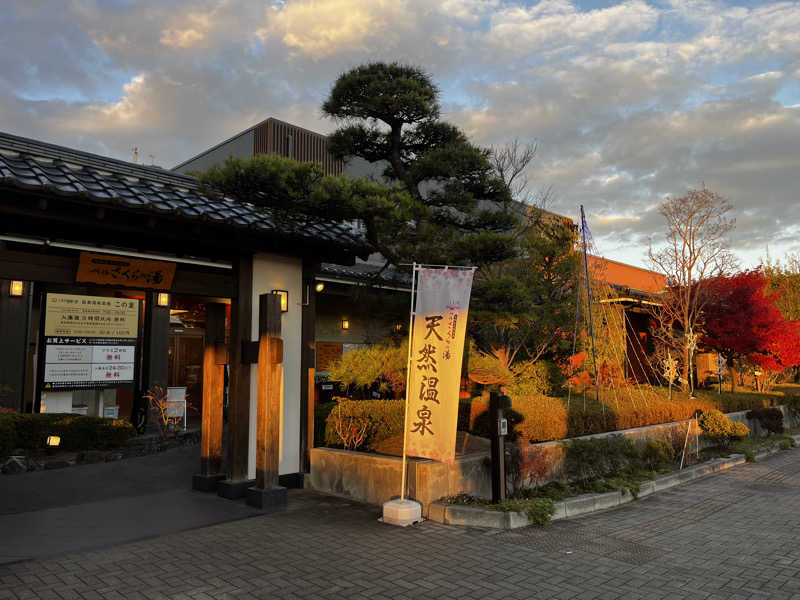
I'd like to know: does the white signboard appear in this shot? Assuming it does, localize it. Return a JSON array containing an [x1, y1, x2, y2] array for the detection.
[[42, 293, 140, 391]]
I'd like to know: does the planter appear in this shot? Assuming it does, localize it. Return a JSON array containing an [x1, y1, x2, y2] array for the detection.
[[308, 446, 491, 516]]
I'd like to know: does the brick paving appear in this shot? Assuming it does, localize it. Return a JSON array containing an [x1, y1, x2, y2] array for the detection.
[[3, 447, 800, 599]]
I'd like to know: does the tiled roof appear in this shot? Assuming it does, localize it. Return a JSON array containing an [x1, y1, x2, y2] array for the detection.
[[0, 131, 369, 253], [320, 262, 412, 287]]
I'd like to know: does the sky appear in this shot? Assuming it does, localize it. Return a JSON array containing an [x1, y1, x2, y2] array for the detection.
[[1, 0, 799, 270]]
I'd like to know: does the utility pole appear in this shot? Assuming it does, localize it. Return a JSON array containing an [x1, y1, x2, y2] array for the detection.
[[580, 206, 600, 404]]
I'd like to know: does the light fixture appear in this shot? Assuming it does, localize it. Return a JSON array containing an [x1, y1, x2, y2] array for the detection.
[[315, 282, 325, 293], [45, 436, 61, 455], [156, 292, 170, 307], [272, 289, 289, 312], [9, 280, 23, 297], [394, 323, 403, 332], [341, 318, 350, 330]]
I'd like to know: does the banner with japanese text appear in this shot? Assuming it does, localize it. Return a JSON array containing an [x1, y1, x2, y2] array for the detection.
[[404, 268, 474, 464]]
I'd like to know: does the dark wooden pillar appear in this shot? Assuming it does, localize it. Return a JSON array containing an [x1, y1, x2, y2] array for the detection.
[[0, 280, 30, 412], [299, 260, 318, 473], [218, 254, 254, 499], [138, 291, 170, 431], [192, 303, 227, 491], [246, 293, 287, 509]]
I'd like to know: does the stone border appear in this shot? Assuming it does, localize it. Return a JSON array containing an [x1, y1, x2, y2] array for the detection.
[[428, 434, 800, 529]]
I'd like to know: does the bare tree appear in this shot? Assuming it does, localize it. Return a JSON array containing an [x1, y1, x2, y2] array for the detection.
[[491, 139, 553, 208], [649, 187, 737, 390]]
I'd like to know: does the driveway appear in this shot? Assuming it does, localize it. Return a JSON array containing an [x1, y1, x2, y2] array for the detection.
[[2, 447, 800, 598], [0, 444, 260, 564]]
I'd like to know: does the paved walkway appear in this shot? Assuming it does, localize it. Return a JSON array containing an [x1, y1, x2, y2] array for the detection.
[[0, 445, 259, 564], [3, 447, 800, 599]]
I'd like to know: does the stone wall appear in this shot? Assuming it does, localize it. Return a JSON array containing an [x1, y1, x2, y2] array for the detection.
[[308, 406, 798, 513]]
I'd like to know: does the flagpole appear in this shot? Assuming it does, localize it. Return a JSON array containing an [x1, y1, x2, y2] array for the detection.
[[399, 262, 419, 501]]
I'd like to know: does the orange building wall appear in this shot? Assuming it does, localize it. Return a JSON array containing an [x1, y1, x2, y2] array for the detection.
[[587, 256, 665, 293]]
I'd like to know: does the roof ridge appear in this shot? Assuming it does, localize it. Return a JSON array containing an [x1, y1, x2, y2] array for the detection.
[[0, 130, 199, 188]]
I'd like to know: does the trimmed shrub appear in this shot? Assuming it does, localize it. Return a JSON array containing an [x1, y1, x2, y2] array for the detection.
[[746, 407, 784, 434], [0, 417, 14, 458], [324, 399, 404, 451], [0, 413, 135, 454], [699, 409, 750, 446], [730, 421, 750, 440], [641, 439, 675, 471], [512, 394, 568, 443], [564, 435, 642, 483]]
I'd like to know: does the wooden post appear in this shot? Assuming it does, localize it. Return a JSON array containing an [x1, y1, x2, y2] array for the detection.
[[218, 254, 254, 500], [299, 260, 318, 472], [307, 367, 316, 457], [193, 303, 226, 491], [247, 293, 287, 509]]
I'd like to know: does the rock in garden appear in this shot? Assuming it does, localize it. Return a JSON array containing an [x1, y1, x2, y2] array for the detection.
[[1, 456, 28, 475]]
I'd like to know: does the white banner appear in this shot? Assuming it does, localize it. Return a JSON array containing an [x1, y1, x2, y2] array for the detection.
[[404, 268, 474, 464]]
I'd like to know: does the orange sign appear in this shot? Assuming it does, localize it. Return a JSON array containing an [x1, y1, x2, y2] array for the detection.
[[76, 252, 176, 289]]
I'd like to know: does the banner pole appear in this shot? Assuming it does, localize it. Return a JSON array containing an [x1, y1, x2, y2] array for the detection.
[[399, 262, 419, 502]]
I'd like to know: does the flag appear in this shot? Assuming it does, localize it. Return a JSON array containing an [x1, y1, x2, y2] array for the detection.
[[404, 267, 474, 464]]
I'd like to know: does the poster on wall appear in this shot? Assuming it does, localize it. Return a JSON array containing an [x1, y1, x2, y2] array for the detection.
[[41, 293, 141, 391]]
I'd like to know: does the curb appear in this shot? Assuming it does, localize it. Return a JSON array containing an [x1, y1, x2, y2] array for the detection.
[[428, 434, 800, 529]]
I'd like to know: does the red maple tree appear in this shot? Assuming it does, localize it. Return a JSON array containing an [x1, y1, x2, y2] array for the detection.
[[701, 270, 800, 391]]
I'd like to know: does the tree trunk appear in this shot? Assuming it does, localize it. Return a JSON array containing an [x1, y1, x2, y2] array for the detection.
[[682, 345, 690, 391], [727, 357, 736, 393]]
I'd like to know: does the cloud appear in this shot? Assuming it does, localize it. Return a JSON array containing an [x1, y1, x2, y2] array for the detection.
[[1, 0, 799, 269], [257, 0, 412, 58]]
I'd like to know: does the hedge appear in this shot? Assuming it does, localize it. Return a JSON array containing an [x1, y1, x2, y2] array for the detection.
[[324, 399, 404, 451], [0, 413, 135, 457]]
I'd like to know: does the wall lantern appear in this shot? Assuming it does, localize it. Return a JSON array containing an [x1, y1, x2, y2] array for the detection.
[[315, 282, 325, 293], [272, 289, 289, 312], [46, 435, 61, 455], [9, 280, 23, 297], [156, 292, 170, 307], [341, 318, 350, 330], [394, 323, 403, 332]]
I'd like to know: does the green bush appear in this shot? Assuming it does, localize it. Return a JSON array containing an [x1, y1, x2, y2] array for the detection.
[[0, 417, 15, 458], [0, 413, 135, 455], [746, 407, 784, 435], [641, 439, 676, 471], [314, 402, 337, 447], [564, 435, 642, 483], [324, 399, 404, 451], [489, 498, 555, 526]]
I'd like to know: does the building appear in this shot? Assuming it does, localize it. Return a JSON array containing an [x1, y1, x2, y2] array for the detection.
[[0, 130, 369, 492]]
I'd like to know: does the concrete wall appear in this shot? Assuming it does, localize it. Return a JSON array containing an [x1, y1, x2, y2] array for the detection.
[[308, 447, 491, 516], [249, 252, 304, 477], [174, 130, 254, 175]]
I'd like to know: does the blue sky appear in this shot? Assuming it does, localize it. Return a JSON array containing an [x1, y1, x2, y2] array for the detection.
[[1, 0, 799, 270]]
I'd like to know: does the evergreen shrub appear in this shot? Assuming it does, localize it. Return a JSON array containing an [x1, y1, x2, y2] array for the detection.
[[0, 413, 135, 455], [324, 399, 404, 450], [745, 407, 784, 434]]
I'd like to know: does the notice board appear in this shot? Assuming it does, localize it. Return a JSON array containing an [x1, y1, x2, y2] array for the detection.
[[41, 293, 141, 391]]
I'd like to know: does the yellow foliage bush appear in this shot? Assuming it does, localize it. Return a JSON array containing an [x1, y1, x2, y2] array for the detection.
[[511, 394, 568, 443]]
